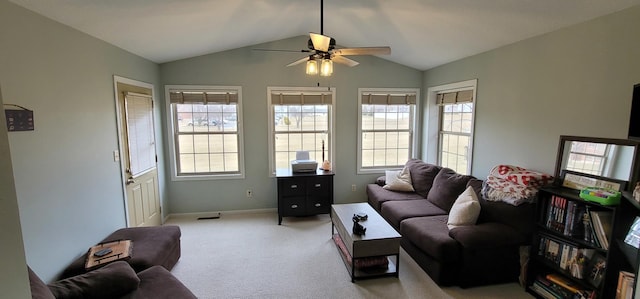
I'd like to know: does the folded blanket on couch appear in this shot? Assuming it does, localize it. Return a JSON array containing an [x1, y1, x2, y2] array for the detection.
[[482, 165, 553, 206]]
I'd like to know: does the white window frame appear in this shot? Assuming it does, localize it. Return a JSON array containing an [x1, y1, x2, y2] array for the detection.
[[267, 86, 336, 176], [357, 88, 420, 174], [165, 85, 245, 181], [566, 142, 616, 177], [427, 79, 477, 175]]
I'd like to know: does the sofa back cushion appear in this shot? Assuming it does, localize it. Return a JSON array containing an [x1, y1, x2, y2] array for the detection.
[[48, 261, 140, 299], [426, 167, 474, 212], [405, 159, 442, 198], [467, 178, 536, 237]]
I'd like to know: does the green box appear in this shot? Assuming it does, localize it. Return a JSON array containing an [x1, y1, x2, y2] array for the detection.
[[579, 187, 621, 206]]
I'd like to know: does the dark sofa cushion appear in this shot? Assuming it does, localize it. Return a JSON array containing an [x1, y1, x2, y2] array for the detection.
[[124, 265, 197, 299], [63, 225, 182, 278], [405, 159, 442, 198], [48, 261, 140, 299], [448, 222, 526, 249], [366, 184, 424, 212], [467, 178, 535, 237], [380, 200, 447, 231], [478, 198, 536, 236], [399, 215, 460, 262], [28, 267, 56, 299], [426, 168, 474, 212], [466, 178, 483, 197]]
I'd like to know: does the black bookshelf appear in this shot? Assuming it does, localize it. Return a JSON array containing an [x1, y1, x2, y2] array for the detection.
[[527, 187, 640, 299]]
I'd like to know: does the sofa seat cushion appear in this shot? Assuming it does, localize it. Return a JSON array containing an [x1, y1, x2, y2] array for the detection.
[[124, 266, 197, 299], [405, 159, 442, 198], [48, 261, 140, 299], [400, 215, 460, 263], [426, 168, 474, 212], [380, 199, 447, 230], [62, 225, 182, 278], [366, 184, 424, 212], [448, 222, 526, 249]]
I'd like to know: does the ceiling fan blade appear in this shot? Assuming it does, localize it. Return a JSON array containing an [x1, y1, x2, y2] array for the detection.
[[253, 48, 311, 53], [332, 55, 359, 67], [286, 56, 310, 67], [333, 47, 391, 56], [309, 32, 331, 52]]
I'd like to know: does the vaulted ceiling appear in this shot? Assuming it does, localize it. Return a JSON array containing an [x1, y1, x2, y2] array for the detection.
[[10, 0, 640, 70]]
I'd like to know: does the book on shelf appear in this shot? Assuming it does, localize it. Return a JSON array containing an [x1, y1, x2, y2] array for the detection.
[[538, 234, 597, 280], [533, 275, 573, 299], [589, 210, 612, 250], [624, 216, 640, 249], [543, 273, 595, 299], [616, 270, 635, 299], [586, 253, 607, 288], [544, 195, 587, 240], [582, 206, 601, 248]]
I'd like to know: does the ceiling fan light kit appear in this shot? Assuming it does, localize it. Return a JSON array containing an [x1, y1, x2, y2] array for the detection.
[[257, 0, 390, 77], [306, 58, 318, 75], [320, 57, 333, 77]]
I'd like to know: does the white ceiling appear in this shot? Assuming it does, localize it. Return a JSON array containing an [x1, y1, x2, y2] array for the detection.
[[10, 0, 640, 70]]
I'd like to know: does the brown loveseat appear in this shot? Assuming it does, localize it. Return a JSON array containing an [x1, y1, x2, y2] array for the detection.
[[28, 225, 196, 299], [367, 159, 535, 287]]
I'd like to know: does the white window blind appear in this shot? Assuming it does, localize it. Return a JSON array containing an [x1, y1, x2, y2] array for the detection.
[[125, 92, 156, 177]]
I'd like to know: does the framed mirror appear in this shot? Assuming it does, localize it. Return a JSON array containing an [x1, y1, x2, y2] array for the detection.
[[554, 135, 640, 192]]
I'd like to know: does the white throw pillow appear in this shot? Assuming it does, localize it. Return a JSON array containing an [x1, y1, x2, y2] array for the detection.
[[447, 186, 481, 230], [382, 166, 415, 192]]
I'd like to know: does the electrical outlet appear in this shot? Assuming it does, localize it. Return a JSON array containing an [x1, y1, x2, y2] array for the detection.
[[246, 189, 253, 198], [351, 184, 356, 192]]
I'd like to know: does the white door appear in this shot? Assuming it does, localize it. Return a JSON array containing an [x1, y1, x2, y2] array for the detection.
[[115, 77, 161, 227]]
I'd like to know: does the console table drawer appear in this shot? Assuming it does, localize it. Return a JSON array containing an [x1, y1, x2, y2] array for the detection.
[[279, 178, 306, 196], [281, 197, 307, 216]]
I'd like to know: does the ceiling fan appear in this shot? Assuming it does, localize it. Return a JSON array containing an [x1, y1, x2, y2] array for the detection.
[[256, 0, 391, 76]]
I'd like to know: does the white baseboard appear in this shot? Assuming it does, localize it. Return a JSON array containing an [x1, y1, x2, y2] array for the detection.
[[167, 208, 277, 221]]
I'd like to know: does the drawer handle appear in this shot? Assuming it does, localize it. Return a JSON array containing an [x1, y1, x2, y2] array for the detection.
[[315, 203, 321, 207], [290, 184, 298, 189], [314, 183, 321, 188], [291, 204, 298, 209]]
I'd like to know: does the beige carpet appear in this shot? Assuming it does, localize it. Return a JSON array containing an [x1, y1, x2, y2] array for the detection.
[[166, 211, 533, 299]]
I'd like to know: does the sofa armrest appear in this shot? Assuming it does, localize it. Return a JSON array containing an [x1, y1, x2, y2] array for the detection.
[[449, 222, 526, 249], [48, 261, 140, 299]]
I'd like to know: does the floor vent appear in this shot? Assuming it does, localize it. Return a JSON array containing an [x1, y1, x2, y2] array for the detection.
[[197, 213, 221, 220]]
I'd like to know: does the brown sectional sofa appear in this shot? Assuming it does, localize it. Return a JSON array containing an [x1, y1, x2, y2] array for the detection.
[[28, 225, 196, 299], [367, 159, 535, 287]]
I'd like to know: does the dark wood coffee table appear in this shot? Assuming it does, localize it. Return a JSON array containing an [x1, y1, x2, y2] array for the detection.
[[331, 203, 401, 282]]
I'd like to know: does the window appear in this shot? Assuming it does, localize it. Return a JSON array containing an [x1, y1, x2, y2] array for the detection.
[[566, 141, 609, 176], [357, 88, 419, 173], [436, 84, 476, 175], [165, 85, 244, 180], [267, 87, 334, 174]]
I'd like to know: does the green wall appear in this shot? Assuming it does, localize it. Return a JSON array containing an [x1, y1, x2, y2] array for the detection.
[[0, 86, 31, 298], [0, 0, 164, 283], [160, 36, 423, 214], [423, 5, 640, 179]]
